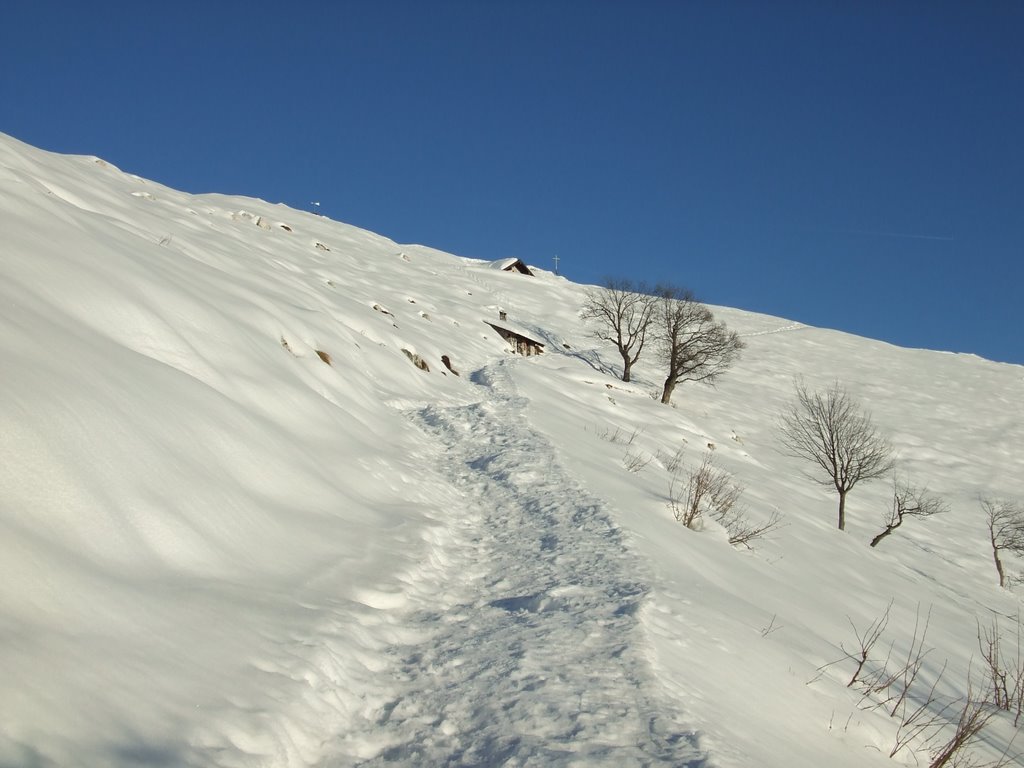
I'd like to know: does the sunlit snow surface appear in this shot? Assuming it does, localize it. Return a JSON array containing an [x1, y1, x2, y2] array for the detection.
[[1, 133, 1022, 767]]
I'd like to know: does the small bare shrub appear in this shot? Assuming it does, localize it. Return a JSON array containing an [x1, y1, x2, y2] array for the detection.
[[844, 600, 893, 689], [808, 600, 929, 698], [667, 452, 779, 547], [684, 452, 741, 529], [887, 667, 951, 760], [882, 607, 935, 716], [621, 427, 642, 445], [927, 673, 1003, 768], [717, 506, 784, 550], [667, 454, 727, 529], [760, 614, 782, 637], [978, 612, 1024, 726], [667, 471, 699, 528], [657, 446, 686, 474], [595, 425, 642, 445], [813, 602, 1014, 767], [622, 451, 651, 473]]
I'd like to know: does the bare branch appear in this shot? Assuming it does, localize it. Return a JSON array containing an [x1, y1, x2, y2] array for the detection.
[[889, 662, 953, 760], [887, 605, 935, 717], [718, 507, 785, 550], [845, 600, 893, 688], [928, 671, 1000, 768]]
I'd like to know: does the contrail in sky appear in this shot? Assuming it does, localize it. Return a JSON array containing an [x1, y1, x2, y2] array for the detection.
[[806, 226, 955, 242], [846, 228, 955, 241]]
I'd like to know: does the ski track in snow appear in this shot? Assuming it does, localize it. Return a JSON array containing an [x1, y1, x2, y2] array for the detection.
[[339, 360, 705, 767]]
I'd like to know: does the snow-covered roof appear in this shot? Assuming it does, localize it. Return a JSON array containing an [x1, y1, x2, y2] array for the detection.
[[483, 319, 545, 345], [488, 257, 534, 275]]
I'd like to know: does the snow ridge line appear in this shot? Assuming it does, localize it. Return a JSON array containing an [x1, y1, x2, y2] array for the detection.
[[343, 359, 706, 767]]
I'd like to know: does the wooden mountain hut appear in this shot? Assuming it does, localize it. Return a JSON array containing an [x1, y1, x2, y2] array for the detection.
[[484, 320, 544, 356]]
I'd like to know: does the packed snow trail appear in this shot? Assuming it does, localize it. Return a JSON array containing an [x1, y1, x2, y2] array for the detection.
[[340, 360, 706, 767]]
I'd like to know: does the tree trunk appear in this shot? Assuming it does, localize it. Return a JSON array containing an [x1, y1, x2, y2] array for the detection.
[[992, 539, 1006, 588], [838, 490, 848, 531], [660, 377, 675, 405], [869, 526, 893, 547], [621, 355, 632, 383]]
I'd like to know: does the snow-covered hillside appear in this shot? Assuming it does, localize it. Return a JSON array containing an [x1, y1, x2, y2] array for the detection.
[[2, 132, 1022, 767]]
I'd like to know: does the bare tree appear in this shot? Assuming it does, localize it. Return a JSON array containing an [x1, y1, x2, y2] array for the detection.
[[870, 476, 948, 547], [777, 380, 894, 531], [983, 497, 1024, 588], [654, 285, 744, 405], [580, 279, 658, 382]]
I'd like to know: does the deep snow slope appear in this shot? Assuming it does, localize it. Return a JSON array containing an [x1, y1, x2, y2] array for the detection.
[[2, 132, 1022, 767]]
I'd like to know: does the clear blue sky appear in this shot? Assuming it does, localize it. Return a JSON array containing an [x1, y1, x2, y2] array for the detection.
[[3, 1, 1021, 364]]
